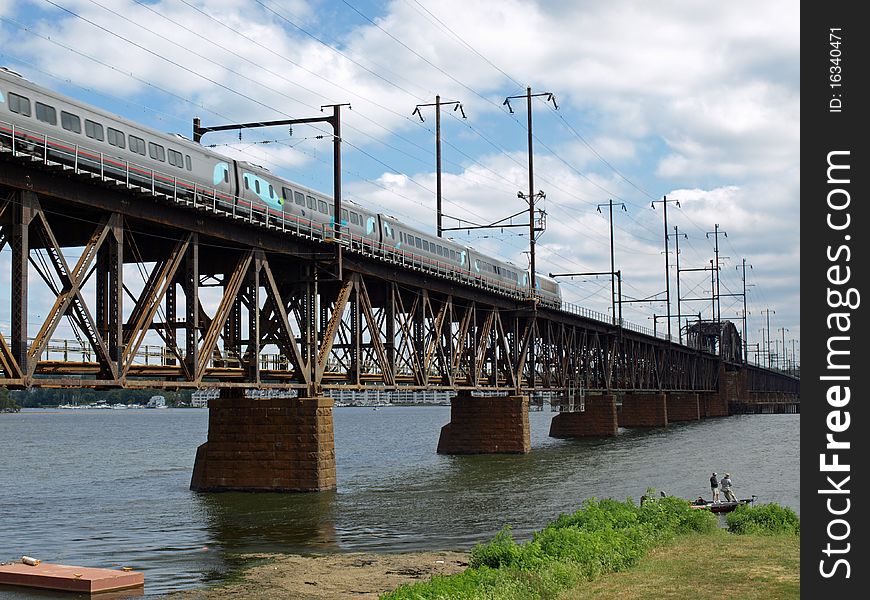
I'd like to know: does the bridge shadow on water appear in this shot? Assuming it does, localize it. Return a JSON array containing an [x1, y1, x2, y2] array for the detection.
[[193, 490, 340, 554]]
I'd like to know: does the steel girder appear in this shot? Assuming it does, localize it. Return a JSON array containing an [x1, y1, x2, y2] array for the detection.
[[0, 177, 797, 397]]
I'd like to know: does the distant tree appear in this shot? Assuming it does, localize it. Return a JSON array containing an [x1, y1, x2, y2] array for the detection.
[[0, 387, 21, 413]]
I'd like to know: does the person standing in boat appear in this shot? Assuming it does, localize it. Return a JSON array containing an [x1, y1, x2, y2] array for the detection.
[[720, 473, 737, 502], [710, 472, 720, 503]]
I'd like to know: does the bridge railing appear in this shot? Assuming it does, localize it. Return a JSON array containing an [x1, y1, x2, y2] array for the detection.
[[1, 120, 739, 353]]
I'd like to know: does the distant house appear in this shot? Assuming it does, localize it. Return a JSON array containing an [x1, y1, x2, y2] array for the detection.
[[191, 389, 218, 408], [146, 395, 167, 409]]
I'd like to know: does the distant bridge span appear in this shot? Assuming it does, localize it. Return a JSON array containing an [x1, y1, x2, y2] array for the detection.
[[1, 143, 798, 492]]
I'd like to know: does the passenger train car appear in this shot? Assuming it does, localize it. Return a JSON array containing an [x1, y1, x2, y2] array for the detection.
[[0, 67, 561, 307]]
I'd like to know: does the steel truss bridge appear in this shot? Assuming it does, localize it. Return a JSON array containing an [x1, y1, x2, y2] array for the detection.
[[0, 143, 799, 401]]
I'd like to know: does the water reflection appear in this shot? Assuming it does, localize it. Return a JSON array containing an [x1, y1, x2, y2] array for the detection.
[[0, 407, 798, 595], [195, 490, 339, 554]]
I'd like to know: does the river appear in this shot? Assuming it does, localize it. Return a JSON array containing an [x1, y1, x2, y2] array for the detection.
[[0, 406, 799, 597]]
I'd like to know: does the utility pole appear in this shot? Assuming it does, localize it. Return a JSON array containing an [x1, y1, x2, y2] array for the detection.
[[413, 96, 466, 237], [651, 195, 680, 340], [738, 259, 752, 364], [504, 88, 557, 292], [673, 226, 688, 343], [649, 314, 668, 338], [779, 327, 788, 371], [761, 308, 775, 368], [706, 224, 727, 325], [677, 261, 717, 351], [597, 200, 627, 324], [709, 260, 716, 329], [549, 270, 622, 328], [193, 103, 351, 275]]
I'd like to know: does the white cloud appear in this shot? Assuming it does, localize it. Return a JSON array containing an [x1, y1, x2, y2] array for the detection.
[[0, 0, 800, 339]]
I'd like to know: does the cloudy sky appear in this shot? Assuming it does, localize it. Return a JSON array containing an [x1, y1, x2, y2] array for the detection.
[[0, 0, 800, 365]]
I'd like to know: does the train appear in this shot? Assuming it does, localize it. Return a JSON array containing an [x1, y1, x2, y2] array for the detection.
[[0, 66, 562, 306]]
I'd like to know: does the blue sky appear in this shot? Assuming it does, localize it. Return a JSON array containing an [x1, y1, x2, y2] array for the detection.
[[0, 0, 800, 365]]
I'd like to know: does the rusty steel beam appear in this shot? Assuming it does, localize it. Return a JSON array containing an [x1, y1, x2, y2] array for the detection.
[[0, 163, 798, 396], [315, 276, 354, 381], [26, 204, 117, 381], [195, 250, 253, 383], [123, 235, 192, 378], [259, 254, 309, 386]]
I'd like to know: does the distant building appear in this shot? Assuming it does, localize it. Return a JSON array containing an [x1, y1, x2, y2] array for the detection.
[[328, 388, 453, 406], [191, 389, 218, 408], [146, 395, 167, 408]]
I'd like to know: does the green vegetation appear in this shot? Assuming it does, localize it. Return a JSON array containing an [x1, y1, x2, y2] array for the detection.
[[382, 496, 799, 600], [1, 387, 21, 412], [10, 387, 193, 407], [726, 502, 801, 535], [560, 531, 799, 600]]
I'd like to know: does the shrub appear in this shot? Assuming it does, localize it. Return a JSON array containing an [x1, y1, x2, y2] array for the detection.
[[469, 526, 525, 570], [382, 495, 721, 600], [726, 503, 801, 535]]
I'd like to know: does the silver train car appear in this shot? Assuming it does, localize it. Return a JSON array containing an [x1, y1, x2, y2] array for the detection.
[[1, 67, 561, 307]]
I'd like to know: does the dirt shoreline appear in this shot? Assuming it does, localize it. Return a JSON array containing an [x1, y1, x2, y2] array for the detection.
[[163, 550, 469, 599]]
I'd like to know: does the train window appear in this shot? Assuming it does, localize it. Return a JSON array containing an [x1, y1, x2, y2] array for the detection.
[[436, 246, 443, 256], [107, 127, 125, 149], [316, 200, 327, 214], [269, 184, 275, 199], [168, 149, 184, 168], [243, 176, 249, 190], [295, 191, 305, 206], [255, 180, 261, 194], [350, 212, 359, 225], [61, 111, 81, 134], [85, 119, 104, 141], [185, 155, 192, 170], [129, 135, 146, 155], [8, 92, 31, 116], [422, 240, 430, 252], [307, 196, 316, 210], [341, 209, 349, 222], [415, 237, 422, 249], [35, 102, 57, 125], [328, 205, 334, 216], [148, 142, 165, 162]]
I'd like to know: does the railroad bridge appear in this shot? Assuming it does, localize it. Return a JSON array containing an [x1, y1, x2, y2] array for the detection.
[[0, 145, 799, 492]]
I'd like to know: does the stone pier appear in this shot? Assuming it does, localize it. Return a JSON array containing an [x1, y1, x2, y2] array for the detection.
[[549, 394, 618, 437], [619, 393, 668, 427], [437, 395, 530, 454], [666, 392, 701, 422], [702, 392, 730, 417], [190, 390, 336, 492]]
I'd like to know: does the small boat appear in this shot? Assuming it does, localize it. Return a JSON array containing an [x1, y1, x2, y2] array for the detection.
[[690, 495, 757, 513]]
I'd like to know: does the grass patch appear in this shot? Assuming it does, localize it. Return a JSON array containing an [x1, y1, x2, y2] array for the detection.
[[726, 502, 801, 535], [562, 531, 799, 600], [381, 497, 799, 600]]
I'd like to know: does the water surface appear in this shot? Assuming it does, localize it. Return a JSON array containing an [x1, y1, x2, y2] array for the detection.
[[0, 406, 799, 596]]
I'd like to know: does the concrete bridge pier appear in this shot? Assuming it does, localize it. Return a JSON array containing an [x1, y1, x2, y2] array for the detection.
[[190, 389, 336, 492], [549, 394, 618, 437], [703, 392, 730, 417], [666, 392, 701, 422], [437, 395, 531, 454], [618, 393, 668, 427]]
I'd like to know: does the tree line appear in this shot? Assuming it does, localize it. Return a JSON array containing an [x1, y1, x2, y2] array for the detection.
[[5, 387, 193, 407]]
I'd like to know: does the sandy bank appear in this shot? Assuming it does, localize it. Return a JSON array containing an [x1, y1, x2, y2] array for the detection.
[[163, 550, 468, 599]]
